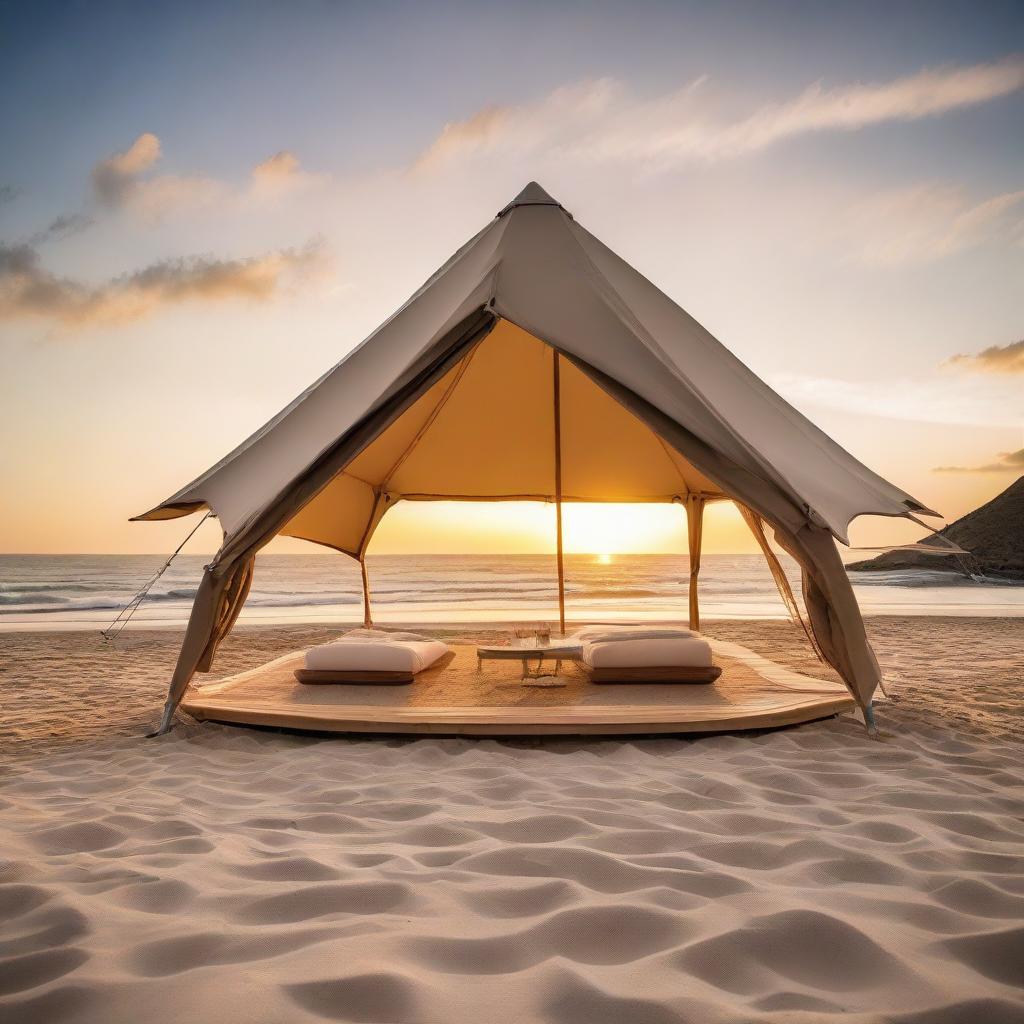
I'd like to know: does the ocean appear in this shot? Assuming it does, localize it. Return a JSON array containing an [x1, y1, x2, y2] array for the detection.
[[1, 553, 1021, 632]]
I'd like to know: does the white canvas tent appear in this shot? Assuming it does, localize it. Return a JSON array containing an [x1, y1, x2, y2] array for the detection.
[[137, 182, 938, 734]]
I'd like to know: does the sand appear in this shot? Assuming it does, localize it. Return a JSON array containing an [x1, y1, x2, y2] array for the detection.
[[2, 617, 1023, 1023]]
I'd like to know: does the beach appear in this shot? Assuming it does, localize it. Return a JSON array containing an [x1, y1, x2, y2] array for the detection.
[[7, 3, 1023, 1021], [2, 616, 1022, 1023]]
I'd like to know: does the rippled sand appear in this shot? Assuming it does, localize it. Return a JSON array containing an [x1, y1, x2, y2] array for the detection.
[[2, 618, 1023, 1023]]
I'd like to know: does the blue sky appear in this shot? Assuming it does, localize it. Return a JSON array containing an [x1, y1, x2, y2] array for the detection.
[[1, 1, 1021, 553], [3, 2, 1023, 184]]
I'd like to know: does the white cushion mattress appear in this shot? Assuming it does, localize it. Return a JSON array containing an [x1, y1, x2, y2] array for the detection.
[[581, 636, 713, 670], [304, 639, 448, 674]]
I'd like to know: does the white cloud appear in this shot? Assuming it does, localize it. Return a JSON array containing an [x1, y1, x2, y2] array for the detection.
[[126, 173, 228, 218], [414, 56, 1024, 172], [847, 183, 1024, 265], [252, 150, 300, 183], [934, 448, 1024, 473], [415, 81, 620, 170], [0, 139, 336, 331], [89, 136, 327, 218], [250, 150, 322, 198], [770, 370, 1022, 428], [0, 239, 325, 328], [29, 212, 94, 245], [722, 56, 1024, 154], [946, 338, 1024, 374], [92, 132, 227, 217], [91, 132, 163, 205]]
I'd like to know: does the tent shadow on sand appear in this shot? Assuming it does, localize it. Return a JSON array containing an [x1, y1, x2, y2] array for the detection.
[[134, 182, 940, 737]]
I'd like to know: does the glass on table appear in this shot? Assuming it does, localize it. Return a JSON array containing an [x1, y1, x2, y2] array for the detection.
[[512, 625, 535, 649]]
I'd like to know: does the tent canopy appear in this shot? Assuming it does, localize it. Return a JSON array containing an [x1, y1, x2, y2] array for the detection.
[[279, 319, 723, 559], [138, 182, 937, 734], [137, 182, 934, 544]]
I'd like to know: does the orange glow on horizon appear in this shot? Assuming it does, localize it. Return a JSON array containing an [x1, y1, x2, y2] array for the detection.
[[357, 499, 760, 555]]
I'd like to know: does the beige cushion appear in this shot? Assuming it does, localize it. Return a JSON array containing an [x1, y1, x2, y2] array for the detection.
[[581, 636, 713, 670], [304, 638, 448, 674]]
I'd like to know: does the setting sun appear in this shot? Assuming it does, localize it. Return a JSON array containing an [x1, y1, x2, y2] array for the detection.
[[362, 499, 759, 555]]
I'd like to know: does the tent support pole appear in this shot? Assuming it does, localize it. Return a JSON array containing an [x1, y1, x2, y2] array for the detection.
[[356, 490, 389, 631], [686, 494, 704, 631], [360, 559, 373, 629], [553, 351, 566, 636]]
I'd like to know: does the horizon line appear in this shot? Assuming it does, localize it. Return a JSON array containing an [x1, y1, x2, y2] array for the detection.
[[0, 550, 759, 558]]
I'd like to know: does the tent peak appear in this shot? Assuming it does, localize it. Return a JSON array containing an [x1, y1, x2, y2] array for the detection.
[[498, 181, 569, 218]]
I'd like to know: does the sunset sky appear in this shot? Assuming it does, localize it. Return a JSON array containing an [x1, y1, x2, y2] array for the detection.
[[1, 1, 1021, 557]]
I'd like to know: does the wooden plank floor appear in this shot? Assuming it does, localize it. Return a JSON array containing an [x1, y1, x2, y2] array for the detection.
[[181, 639, 857, 736]]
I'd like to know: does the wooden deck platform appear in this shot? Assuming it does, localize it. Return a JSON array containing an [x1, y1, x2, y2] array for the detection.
[[181, 639, 857, 736]]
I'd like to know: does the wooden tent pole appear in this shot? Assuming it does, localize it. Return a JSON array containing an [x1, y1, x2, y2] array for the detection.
[[356, 490, 390, 631], [360, 559, 373, 629], [686, 494, 705, 631], [553, 351, 566, 635]]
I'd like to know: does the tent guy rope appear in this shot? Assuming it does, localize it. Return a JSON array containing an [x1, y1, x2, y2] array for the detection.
[[101, 511, 213, 641]]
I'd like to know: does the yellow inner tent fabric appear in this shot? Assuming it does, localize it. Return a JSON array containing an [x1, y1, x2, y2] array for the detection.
[[281, 320, 722, 559]]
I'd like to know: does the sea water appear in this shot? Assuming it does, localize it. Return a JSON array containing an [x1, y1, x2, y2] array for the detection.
[[1, 553, 1021, 632]]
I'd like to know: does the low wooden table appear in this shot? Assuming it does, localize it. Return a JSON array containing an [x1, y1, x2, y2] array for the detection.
[[476, 643, 583, 679]]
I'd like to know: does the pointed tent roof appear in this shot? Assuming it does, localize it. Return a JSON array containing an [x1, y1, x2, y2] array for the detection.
[[498, 180, 565, 214], [137, 182, 935, 545]]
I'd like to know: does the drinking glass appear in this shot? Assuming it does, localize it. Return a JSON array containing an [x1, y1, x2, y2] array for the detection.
[[512, 625, 534, 649]]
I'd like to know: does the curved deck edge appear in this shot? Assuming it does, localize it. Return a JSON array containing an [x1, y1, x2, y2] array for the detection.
[[180, 694, 856, 736]]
